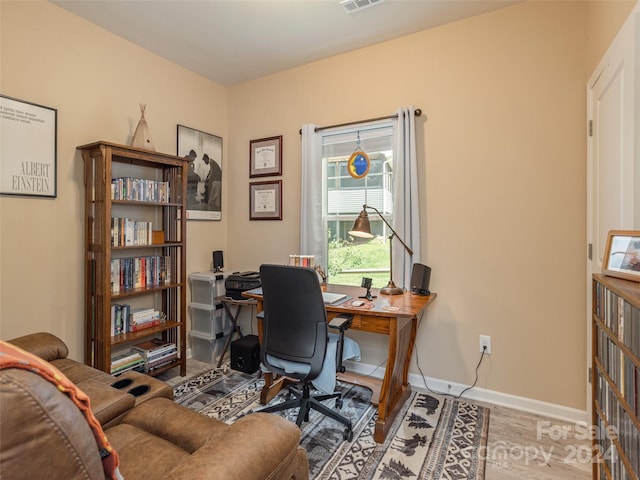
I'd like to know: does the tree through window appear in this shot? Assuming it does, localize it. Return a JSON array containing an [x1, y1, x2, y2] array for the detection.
[[322, 123, 395, 287]]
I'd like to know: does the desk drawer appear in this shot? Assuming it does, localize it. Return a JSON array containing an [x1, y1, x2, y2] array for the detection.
[[326, 312, 390, 335]]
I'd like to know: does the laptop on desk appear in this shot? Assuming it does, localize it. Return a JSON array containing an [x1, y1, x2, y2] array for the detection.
[[322, 292, 348, 305], [244, 288, 347, 305]]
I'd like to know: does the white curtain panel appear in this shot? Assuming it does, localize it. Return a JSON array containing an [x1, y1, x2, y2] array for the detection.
[[300, 124, 325, 265], [301, 110, 421, 289], [393, 106, 421, 289]]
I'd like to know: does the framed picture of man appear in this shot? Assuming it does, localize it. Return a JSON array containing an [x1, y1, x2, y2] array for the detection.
[[177, 125, 222, 220]]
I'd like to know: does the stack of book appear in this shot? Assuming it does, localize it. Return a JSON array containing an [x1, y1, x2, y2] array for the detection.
[[289, 254, 314, 268], [132, 338, 177, 372], [128, 307, 164, 332], [110, 350, 145, 375]]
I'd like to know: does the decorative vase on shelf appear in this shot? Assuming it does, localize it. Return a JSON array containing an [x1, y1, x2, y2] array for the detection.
[[130, 104, 155, 151]]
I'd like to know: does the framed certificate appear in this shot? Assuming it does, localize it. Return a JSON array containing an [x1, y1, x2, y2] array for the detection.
[[249, 180, 282, 220], [250, 135, 282, 177]]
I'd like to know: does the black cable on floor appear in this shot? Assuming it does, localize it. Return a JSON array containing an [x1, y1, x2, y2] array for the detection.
[[415, 344, 486, 399]]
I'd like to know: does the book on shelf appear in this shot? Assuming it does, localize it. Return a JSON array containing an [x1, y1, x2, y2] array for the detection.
[[111, 217, 153, 247], [146, 351, 178, 371], [110, 350, 145, 374], [289, 254, 315, 268], [129, 318, 164, 332], [110, 255, 172, 294], [132, 338, 177, 372], [129, 308, 163, 329], [110, 304, 130, 335], [111, 350, 143, 366], [111, 177, 170, 203], [111, 304, 166, 334], [129, 307, 159, 321], [111, 362, 145, 375], [132, 338, 176, 358]]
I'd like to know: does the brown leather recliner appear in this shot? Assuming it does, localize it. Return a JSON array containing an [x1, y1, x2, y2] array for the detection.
[[0, 332, 309, 480]]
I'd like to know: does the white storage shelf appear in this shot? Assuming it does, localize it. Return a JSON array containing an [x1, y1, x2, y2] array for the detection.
[[188, 302, 226, 338], [189, 330, 226, 365], [189, 271, 227, 305]]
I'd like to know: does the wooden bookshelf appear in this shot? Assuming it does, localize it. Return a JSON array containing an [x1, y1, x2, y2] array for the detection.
[[592, 273, 640, 479], [78, 141, 187, 376]]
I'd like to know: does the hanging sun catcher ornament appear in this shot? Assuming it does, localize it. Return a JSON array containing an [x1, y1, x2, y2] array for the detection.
[[347, 132, 370, 179]]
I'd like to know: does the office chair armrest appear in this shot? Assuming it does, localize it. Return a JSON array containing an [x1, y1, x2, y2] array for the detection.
[[328, 314, 353, 332], [329, 314, 353, 375]]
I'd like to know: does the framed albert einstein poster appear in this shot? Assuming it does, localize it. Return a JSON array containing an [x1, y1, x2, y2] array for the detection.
[[0, 95, 57, 198]]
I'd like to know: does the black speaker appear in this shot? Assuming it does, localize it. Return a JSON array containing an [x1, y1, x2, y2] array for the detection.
[[230, 334, 260, 373], [410, 263, 431, 295], [212, 250, 224, 271]]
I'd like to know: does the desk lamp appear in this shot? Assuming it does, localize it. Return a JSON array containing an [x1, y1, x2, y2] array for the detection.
[[348, 204, 413, 295]]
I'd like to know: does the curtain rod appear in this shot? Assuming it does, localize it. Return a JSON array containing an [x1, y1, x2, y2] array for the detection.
[[299, 108, 422, 134]]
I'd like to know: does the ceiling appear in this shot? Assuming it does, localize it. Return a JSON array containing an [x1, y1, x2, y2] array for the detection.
[[52, 0, 519, 86]]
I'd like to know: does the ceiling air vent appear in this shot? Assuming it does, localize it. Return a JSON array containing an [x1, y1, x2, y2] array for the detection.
[[340, 0, 384, 14]]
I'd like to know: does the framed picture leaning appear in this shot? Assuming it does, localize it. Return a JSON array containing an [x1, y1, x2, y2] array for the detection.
[[602, 230, 640, 282]]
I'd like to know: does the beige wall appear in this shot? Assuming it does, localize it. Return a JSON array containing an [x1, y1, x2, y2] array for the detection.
[[587, 0, 637, 74], [0, 0, 635, 411], [0, 1, 228, 358], [225, 0, 632, 411]]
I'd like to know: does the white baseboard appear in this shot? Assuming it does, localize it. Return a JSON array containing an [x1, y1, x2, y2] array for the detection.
[[343, 360, 587, 424], [183, 354, 587, 424]]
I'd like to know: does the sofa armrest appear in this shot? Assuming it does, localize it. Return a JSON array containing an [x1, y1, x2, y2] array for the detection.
[[118, 397, 229, 451], [7, 332, 68, 362], [118, 398, 309, 480], [165, 413, 308, 480]]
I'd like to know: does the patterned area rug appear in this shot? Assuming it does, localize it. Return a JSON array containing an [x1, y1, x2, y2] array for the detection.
[[173, 365, 490, 480]]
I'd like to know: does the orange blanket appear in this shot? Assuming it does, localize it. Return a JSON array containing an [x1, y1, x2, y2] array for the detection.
[[0, 340, 123, 480]]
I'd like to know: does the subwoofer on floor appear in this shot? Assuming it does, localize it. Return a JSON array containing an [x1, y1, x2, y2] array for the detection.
[[230, 334, 260, 374]]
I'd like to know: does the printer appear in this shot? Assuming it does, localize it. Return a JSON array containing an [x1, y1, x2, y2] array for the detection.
[[225, 271, 261, 300]]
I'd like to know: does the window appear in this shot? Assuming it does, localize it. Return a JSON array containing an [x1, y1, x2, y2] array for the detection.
[[322, 123, 395, 287]]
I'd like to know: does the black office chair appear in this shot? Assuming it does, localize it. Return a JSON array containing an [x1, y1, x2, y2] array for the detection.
[[257, 264, 354, 442]]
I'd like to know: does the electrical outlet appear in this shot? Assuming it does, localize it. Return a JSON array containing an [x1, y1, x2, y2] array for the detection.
[[479, 335, 492, 354]]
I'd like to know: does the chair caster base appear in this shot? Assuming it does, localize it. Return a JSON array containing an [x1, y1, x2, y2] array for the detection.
[[343, 428, 354, 442]]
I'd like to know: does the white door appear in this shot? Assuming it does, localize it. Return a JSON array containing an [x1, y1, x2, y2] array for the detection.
[[586, 5, 639, 412]]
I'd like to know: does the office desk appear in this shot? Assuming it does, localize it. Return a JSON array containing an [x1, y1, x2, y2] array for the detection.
[[243, 284, 436, 443]]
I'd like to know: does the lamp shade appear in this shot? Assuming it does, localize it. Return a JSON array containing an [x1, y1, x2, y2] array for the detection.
[[347, 204, 413, 295], [348, 208, 374, 238]]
